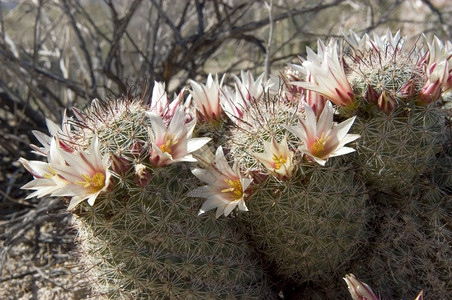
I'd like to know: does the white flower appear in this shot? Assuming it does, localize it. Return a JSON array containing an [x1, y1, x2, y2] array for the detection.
[[231, 70, 273, 103], [189, 74, 224, 122], [149, 81, 185, 123], [31, 110, 75, 156], [253, 136, 295, 179], [370, 29, 403, 53], [147, 106, 211, 167], [418, 35, 452, 103], [188, 146, 253, 218], [343, 30, 371, 52], [19, 143, 70, 199], [220, 71, 274, 124], [20, 136, 111, 210], [220, 85, 248, 124], [293, 40, 356, 107], [285, 101, 360, 166]]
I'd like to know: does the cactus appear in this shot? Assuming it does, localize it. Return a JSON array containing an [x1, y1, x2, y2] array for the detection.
[[73, 163, 276, 299], [352, 178, 452, 299], [223, 99, 368, 285], [18, 29, 452, 299], [293, 30, 451, 299], [19, 89, 277, 299], [351, 103, 445, 192], [241, 158, 368, 284], [190, 73, 369, 288], [187, 30, 451, 298], [342, 30, 447, 192]]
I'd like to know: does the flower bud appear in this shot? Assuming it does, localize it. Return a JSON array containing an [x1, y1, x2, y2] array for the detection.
[[377, 90, 397, 114], [365, 84, 381, 104], [344, 274, 378, 300]]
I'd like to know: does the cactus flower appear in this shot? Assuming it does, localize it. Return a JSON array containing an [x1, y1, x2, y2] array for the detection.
[[19, 141, 70, 199], [293, 40, 356, 108], [417, 35, 452, 104], [285, 101, 360, 166], [189, 74, 224, 122], [253, 136, 295, 179], [418, 60, 449, 105], [231, 70, 273, 103], [147, 106, 211, 167], [188, 146, 253, 218], [220, 71, 274, 124], [149, 81, 185, 123], [220, 85, 248, 124], [343, 274, 379, 300], [20, 136, 112, 210], [31, 111, 75, 156]]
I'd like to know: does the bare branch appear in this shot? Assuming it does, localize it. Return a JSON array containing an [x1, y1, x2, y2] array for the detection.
[[264, 0, 274, 80]]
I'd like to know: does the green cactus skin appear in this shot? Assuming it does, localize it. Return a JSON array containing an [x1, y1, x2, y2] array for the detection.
[[350, 103, 446, 192], [351, 177, 452, 300], [341, 110, 452, 300], [239, 158, 369, 286], [432, 124, 452, 191], [70, 99, 277, 299]]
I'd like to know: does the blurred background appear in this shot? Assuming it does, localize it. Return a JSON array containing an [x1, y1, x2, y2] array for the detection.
[[0, 0, 451, 298]]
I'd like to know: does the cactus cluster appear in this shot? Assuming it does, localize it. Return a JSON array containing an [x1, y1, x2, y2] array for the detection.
[[20, 93, 276, 299], [18, 29, 451, 299]]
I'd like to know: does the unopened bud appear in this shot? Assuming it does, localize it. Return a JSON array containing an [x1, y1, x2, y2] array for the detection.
[[377, 90, 397, 114], [344, 274, 378, 300], [130, 141, 146, 157], [111, 153, 130, 174], [398, 79, 417, 100], [365, 84, 381, 104]]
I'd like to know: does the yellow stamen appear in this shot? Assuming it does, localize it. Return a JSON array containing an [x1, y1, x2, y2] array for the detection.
[[77, 172, 106, 193], [44, 166, 57, 178], [221, 179, 243, 200], [159, 134, 178, 154], [272, 154, 287, 170], [311, 132, 331, 157]]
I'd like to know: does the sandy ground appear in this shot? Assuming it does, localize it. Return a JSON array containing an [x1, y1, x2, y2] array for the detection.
[[0, 198, 103, 300]]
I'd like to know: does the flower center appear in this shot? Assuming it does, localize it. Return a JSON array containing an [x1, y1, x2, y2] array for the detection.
[[78, 172, 106, 193], [272, 154, 287, 170], [311, 132, 331, 157], [159, 134, 178, 154], [44, 166, 58, 178], [221, 179, 243, 200]]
